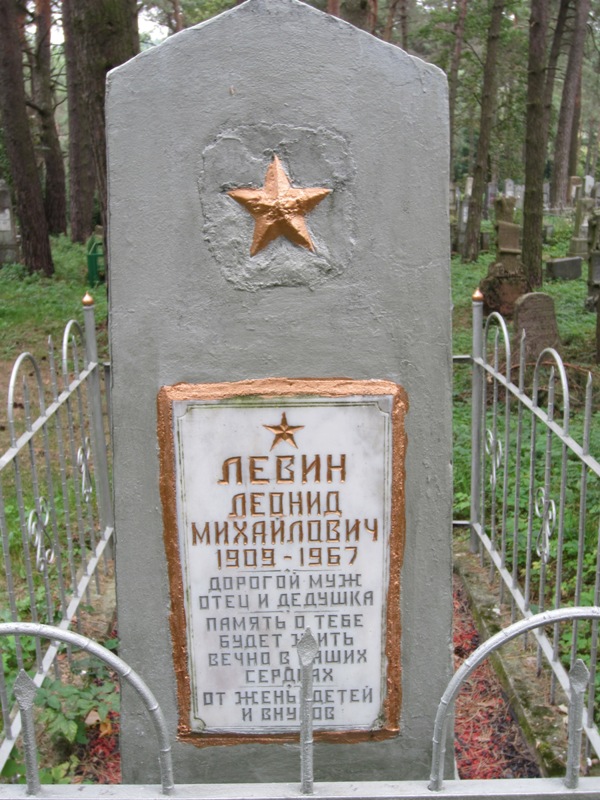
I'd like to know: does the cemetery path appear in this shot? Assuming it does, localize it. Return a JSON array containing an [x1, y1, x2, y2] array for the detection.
[[453, 574, 540, 779]]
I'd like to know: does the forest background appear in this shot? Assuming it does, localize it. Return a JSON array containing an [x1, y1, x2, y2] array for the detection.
[[0, 0, 598, 290]]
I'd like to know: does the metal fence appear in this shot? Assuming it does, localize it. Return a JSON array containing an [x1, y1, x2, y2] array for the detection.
[[0, 296, 113, 772], [457, 289, 600, 761], [0, 611, 599, 799]]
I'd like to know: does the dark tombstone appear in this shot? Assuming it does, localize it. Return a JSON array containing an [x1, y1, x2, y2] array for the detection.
[[587, 210, 600, 309], [495, 196, 516, 223], [480, 198, 527, 316], [546, 256, 582, 281], [513, 293, 561, 364], [496, 221, 521, 254]]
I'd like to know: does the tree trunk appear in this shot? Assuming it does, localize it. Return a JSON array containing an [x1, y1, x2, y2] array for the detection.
[[448, 0, 468, 171], [382, 0, 399, 41], [63, 0, 95, 243], [398, 0, 408, 50], [69, 0, 140, 234], [366, 0, 378, 35], [521, 0, 550, 290], [550, 0, 591, 208], [327, 0, 341, 16], [462, 0, 505, 263], [0, 0, 53, 275], [568, 66, 582, 180], [34, 0, 67, 235]]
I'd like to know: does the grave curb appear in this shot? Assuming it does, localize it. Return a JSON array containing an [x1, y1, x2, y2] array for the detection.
[[452, 536, 570, 778]]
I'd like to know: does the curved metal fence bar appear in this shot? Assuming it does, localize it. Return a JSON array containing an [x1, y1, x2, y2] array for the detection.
[[483, 311, 512, 378], [464, 290, 600, 758], [0, 301, 114, 774], [0, 622, 174, 796], [429, 606, 600, 792], [6, 352, 46, 446], [532, 347, 570, 428], [61, 319, 85, 387]]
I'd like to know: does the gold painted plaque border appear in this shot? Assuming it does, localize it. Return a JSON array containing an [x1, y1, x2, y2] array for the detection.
[[157, 377, 408, 747]]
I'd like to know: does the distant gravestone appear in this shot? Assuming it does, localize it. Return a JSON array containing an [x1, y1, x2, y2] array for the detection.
[[546, 256, 582, 281], [570, 176, 583, 203], [480, 197, 526, 315], [543, 181, 550, 207], [0, 180, 18, 264], [107, 0, 452, 785], [513, 293, 561, 363], [496, 220, 520, 253], [514, 184, 524, 209], [585, 175, 595, 196], [587, 210, 600, 308], [464, 175, 473, 197], [504, 178, 515, 197], [486, 181, 497, 214]]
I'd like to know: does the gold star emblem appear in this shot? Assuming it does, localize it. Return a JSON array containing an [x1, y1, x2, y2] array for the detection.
[[228, 155, 330, 256], [263, 412, 304, 450]]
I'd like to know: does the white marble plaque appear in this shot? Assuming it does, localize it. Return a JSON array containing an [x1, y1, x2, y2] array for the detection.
[[159, 379, 406, 742]]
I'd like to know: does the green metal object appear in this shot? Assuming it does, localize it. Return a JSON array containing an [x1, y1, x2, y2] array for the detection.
[[86, 236, 105, 286]]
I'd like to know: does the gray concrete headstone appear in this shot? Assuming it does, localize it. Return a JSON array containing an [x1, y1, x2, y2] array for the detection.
[[108, 0, 452, 784], [0, 180, 18, 264], [513, 293, 561, 363], [546, 256, 582, 281]]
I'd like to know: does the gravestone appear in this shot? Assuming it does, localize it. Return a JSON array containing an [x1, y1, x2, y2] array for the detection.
[[543, 181, 550, 208], [570, 176, 583, 203], [0, 180, 18, 264], [480, 197, 526, 315], [546, 256, 582, 281], [514, 184, 524, 210], [513, 293, 561, 363], [464, 175, 473, 197], [107, 0, 452, 786], [587, 210, 600, 309], [570, 198, 594, 257], [485, 181, 497, 216], [504, 178, 515, 197], [585, 175, 595, 196]]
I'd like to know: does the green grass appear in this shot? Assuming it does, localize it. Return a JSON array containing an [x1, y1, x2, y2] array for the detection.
[[0, 236, 108, 363]]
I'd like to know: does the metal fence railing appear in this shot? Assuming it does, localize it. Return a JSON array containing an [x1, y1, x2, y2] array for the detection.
[[0, 612, 599, 798], [0, 295, 113, 772], [456, 289, 600, 761]]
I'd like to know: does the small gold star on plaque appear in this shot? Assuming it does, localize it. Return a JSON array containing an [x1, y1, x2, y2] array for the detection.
[[228, 155, 330, 256], [263, 412, 304, 450]]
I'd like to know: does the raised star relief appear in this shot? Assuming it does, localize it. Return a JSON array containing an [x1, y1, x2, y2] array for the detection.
[[228, 155, 330, 256], [263, 412, 304, 450]]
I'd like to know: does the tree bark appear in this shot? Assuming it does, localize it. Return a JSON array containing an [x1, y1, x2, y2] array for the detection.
[[0, 0, 53, 275], [398, 0, 408, 50], [34, 0, 67, 235], [568, 66, 582, 180], [327, 0, 341, 16], [550, 0, 591, 208], [521, 0, 550, 290], [63, 0, 95, 242], [448, 0, 468, 171], [462, 0, 505, 262], [69, 0, 140, 234], [382, 0, 399, 41]]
